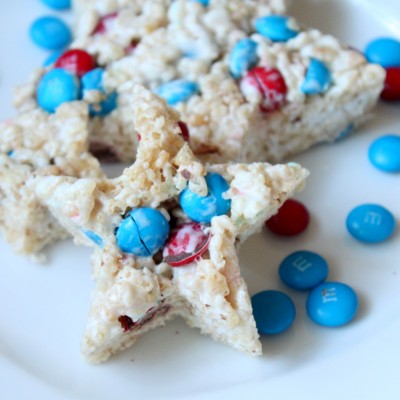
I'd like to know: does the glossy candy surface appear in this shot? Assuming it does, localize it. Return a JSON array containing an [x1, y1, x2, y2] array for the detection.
[[156, 80, 199, 106], [252, 290, 296, 334], [306, 282, 358, 327], [279, 250, 329, 290], [346, 203, 396, 243], [365, 37, 400, 68], [116, 208, 170, 256], [266, 199, 310, 236], [256, 15, 299, 42], [240, 66, 287, 112], [179, 172, 231, 223], [29, 16, 71, 50], [163, 223, 210, 267], [381, 67, 400, 101], [43, 50, 64, 67], [36, 68, 80, 113], [55, 49, 96, 77], [301, 58, 332, 95], [369, 134, 400, 172], [229, 38, 258, 79], [41, 0, 71, 10]]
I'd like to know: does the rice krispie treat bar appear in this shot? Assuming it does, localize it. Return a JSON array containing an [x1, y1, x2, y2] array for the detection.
[[0, 103, 103, 258], [30, 86, 309, 362]]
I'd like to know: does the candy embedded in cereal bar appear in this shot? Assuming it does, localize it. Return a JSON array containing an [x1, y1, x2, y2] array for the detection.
[[30, 86, 308, 362], [0, 103, 103, 258]]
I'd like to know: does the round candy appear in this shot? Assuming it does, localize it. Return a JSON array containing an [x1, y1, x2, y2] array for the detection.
[[178, 121, 190, 142], [229, 38, 259, 79], [163, 222, 210, 266], [92, 13, 118, 35], [279, 250, 329, 291], [365, 37, 400, 68], [29, 16, 72, 50], [301, 58, 332, 95], [306, 282, 358, 327], [179, 172, 231, 223], [251, 290, 296, 334], [55, 49, 96, 77], [81, 68, 118, 116], [155, 80, 199, 106], [255, 15, 299, 42], [36, 68, 81, 113], [381, 67, 400, 101], [41, 0, 71, 10], [346, 203, 396, 243], [116, 208, 170, 256], [240, 66, 287, 112], [369, 134, 400, 172], [43, 49, 64, 67], [266, 199, 310, 236]]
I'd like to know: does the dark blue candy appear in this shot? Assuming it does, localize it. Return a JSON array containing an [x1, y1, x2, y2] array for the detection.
[[346, 204, 396, 243], [29, 16, 72, 50], [116, 208, 170, 256], [368, 134, 400, 173], [255, 15, 299, 43], [41, 0, 71, 10], [229, 38, 258, 78], [301, 58, 332, 95], [81, 68, 118, 116], [365, 37, 400, 68], [279, 250, 329, 291], [179, 172, 231, 223], [306, 282, 358, 327], [156, 80, 199, 106], [252, 290, 296, 334], [36, 68, 81, 113]]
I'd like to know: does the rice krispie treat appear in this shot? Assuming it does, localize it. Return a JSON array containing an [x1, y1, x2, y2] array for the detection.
[[0, 103, 103, 258], [30, 86, 309, 362], [15, 0, 383, 164]]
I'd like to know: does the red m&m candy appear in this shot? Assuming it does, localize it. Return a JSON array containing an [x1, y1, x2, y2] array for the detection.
[[266, 199, 310, 236], [55, 49, 96, 77], [381, 67, 400, 102]]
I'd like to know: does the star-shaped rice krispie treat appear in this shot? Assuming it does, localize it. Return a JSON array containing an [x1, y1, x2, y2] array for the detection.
[[30, 86, 308, 362], [0, 103, 103, 258]]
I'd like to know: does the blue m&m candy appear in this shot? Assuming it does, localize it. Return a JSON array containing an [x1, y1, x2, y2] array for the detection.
[[179, 172, 231, 223], [279, 250, 329, 291], [116, 208, 170, 256], [252, 290, 296, 334], [306, 282, 358, 327], [335, 124, 353, 142], [255, 15, 299, 43], [301, 58, 332, 95], [156, 80, 199, 106], [229, 38, 259, 79], [81, 68, 118, 116], [36, 68, 81, 113], [346, 203, 396, 243], [29, 16, 72, 50], [368, 134, 400, 173], [365, 37, 400, 68], [43, 49, 64, 67], [41, 0, 71, 10], [192, 0, 209, 5]]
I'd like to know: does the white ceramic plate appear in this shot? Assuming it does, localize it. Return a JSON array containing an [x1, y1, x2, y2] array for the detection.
[[0, 1, 399, 399]]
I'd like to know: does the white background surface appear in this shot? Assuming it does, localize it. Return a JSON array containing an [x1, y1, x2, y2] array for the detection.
[[0, 0, 399, 399]]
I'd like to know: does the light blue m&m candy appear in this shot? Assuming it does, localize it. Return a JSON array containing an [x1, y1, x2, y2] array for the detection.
[[307, 282, 358, 327], [255, 15, 299, 43], [43, 49, 64, 67], [82, 68, 118, 116], [116, 208, 170, 256], [41, 0, 71, 10], [368, 134, 400, 173], [36, 68, 81, 113], [279, 250, 329, 291], [229, 38, 258, 79], [179, 172, 231, 223], [192, 0, 209, 5], [365, 37, 400, 68], [252, 290, 296, 334], [301, 58, 332, 95], [156, 80, 199, 106], [29, 16, 72, 50], [346, 204, 396, 243]]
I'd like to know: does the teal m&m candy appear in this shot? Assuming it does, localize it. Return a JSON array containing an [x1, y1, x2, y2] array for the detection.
[[29, 16, 71, 50]]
